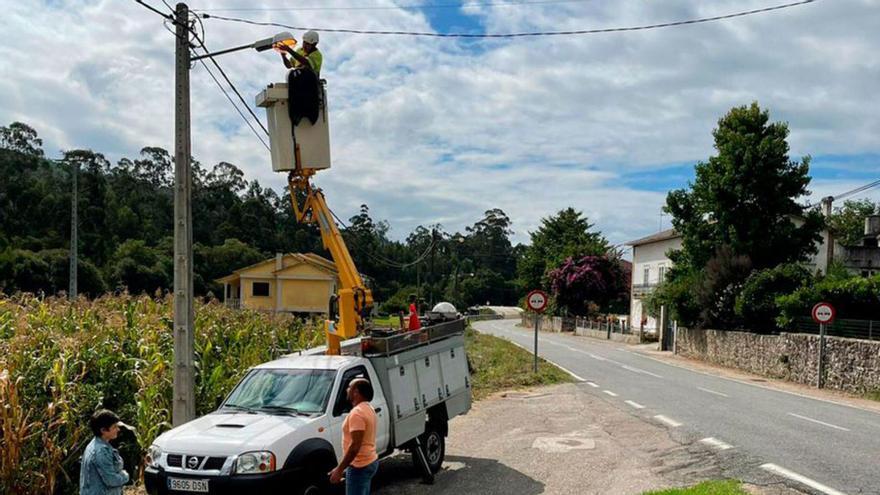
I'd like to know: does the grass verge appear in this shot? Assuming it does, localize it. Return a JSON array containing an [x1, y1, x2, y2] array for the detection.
[[865, 390, 880, 402], [465, 327, 573, 400], [642, 480, 748, 495]]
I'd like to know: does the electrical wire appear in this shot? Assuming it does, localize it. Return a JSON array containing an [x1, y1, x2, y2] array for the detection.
[[193, 0, 594, 13], [133, 0, 173, 19], [197, 55, 271, 150], [189, 21, 271, 137], [328, 207, 436, 268], [833, 179, 880, 202], [200, 0, 819, 38]]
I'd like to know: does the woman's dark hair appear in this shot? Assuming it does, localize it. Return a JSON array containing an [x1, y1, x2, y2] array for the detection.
[[350, 378, 374, 401], [89, 409, 120, 437], [408, 294, 417, 303]]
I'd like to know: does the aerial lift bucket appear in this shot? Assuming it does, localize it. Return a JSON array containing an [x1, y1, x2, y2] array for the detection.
[[255, 80, 331, 172]]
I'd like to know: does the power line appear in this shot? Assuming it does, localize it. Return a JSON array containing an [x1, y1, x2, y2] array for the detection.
[[189, 25, 271, 137], [200, 0, 820, 38], [193, 0, 593, 13], [328, 207, 437, 268], [833, 179, 880, 202], [133, 0, 173, 19], [196, 56, 271, 150]]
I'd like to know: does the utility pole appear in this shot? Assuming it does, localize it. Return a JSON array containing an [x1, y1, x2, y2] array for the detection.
[[821, 196, 834, 274], [69, 159, 78, 300], [429, 227, 438, 306], [172, 2, 195, 426]]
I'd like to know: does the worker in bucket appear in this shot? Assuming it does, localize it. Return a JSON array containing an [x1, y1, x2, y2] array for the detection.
[[276, 30, 323, 76]]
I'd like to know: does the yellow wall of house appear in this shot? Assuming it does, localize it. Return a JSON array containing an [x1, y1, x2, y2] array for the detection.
[[242, 278, 276, 311], [275, 263, 331, 278], [281, 279, 332, 312]]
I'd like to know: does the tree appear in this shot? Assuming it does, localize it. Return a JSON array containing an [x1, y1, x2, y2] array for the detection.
[[828, 199, 878, 247], [518, 208, 609, 291], [547, 255, 627, 316], [665, 102, 824, 273], [0, 122, 44, 157], [105, 240, 171, 294]]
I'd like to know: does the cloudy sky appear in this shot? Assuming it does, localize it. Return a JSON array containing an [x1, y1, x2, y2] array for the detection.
[[1, 0, 878, 246]]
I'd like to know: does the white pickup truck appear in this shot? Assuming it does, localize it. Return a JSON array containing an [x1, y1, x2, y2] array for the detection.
[[144, 319, 471, 495]]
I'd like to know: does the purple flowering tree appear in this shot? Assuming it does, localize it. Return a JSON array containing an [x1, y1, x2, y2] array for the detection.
[[547, 255, 628, 316]]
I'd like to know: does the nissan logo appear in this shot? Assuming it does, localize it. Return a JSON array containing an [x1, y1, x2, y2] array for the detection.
[[186, 456, 200, 469]]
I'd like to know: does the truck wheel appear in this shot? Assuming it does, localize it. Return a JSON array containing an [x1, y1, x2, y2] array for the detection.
[[412, 423, 445, 474], [293, 477, 324, 495]]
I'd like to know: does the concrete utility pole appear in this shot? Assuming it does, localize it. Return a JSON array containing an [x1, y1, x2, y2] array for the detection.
[[821, 196, 834, 274], [69, 159, 78, 300], [172, 2, 196, 426]]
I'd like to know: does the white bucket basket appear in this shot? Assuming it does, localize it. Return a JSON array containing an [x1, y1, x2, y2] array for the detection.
[[256, 82, 331, 172]]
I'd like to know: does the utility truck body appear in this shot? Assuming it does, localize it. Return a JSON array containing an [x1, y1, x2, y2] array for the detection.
[[144, 319, 470, 495]]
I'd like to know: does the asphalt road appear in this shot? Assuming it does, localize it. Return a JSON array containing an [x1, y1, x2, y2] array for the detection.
[[474, 319, 880, 495]]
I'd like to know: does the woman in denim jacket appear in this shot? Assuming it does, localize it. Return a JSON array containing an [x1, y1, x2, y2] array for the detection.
[[79, 410, 130, 495]]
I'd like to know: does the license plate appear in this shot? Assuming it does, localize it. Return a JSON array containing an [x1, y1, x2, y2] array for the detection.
[[168, 477, 209, 493]]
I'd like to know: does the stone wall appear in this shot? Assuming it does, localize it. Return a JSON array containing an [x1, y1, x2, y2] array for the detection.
[[675, 328, 880, 394]]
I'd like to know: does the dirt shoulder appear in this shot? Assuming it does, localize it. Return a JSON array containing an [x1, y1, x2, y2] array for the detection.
[[373, 383, 802, 495]]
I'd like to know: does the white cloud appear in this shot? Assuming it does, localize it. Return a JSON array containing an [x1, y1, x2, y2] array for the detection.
[[1, 0, 878, 246]]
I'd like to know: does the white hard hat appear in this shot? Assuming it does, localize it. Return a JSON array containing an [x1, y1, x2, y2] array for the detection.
[[303, 30, 319, 45]]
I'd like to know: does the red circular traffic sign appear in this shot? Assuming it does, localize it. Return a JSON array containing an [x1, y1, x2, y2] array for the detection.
[[526, 290, 548, 313], [811, 302, 836, 325]]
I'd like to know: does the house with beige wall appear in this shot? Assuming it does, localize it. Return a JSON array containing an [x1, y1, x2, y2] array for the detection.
[[216, 253, 339, 314]]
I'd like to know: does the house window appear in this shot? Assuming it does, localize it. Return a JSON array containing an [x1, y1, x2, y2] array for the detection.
[[643, 267, 650, 285], [658, 266, 666, 283], [252, 282, 270, 297]]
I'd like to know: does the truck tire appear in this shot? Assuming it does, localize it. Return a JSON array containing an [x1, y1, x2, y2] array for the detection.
[[293, 475, 325, 495], [412, 423, 445, 474]]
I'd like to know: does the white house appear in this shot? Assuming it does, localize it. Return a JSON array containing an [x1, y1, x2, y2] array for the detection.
[[626, 219, 847, 334]]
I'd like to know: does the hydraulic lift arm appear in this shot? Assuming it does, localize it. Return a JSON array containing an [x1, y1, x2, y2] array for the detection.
[[288, 169, 373, 355]]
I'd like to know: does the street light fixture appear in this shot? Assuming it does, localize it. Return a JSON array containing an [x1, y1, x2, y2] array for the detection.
[[191, 31, 296, 61]]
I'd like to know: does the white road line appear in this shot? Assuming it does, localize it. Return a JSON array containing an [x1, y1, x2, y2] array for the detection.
[[603, 390, 619, 397], [555, 365, 586, 382], [787, 413, 851, 432], [586, 381, 599, 388], [697, 387, 730, 398], [760, 463, 848, 495], [699, 437, 733, 450], [653, 415, 682, 427], [624, 400, 645, 409], [621, 365, 664, 379]]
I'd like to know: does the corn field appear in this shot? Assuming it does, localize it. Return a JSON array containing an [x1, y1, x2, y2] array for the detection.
[[0, 293, 323, 495]]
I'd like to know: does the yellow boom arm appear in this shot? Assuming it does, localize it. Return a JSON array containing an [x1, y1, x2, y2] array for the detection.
[[288, 171, 373, 355]]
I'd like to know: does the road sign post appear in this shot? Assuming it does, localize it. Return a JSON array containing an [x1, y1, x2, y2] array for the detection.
[[526, 290, 548, 373], [811, 302, 836, 389]]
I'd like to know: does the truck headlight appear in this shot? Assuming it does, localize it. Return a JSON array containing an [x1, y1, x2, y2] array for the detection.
[[145, 445, 162, 469], [234, 451, 276, 474]]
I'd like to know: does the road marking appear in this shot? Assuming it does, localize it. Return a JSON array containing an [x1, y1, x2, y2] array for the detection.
[[624, 400, 645, 409], [787, 413, 851, 432], [588, 353, 607, 361], [621, 365, 664, 379], [603, 390, 619, 397], [699, 437, 733, 450], [555, 365, 586, 382], [586, 381, 599, 388], [760, 463, 848, 495], [697, 387, 730, 398], [653, 415, 682, 427]]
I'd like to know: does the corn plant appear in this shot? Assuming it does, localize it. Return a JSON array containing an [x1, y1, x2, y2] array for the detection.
[[0, 293, 322, 495]]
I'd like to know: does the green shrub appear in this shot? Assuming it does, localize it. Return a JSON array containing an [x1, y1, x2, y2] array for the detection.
[[777, 273, 880, 327], [734, 263, 811, 332]]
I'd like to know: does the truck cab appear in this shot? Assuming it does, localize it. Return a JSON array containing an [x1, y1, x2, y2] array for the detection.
[[145, 321, 470, 495]]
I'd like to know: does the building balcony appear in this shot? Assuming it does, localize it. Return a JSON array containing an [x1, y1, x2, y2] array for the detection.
[[225, 298, 241, 309]]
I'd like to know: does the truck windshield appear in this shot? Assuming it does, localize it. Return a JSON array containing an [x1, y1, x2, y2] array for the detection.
[[223, 369, 335, 415]]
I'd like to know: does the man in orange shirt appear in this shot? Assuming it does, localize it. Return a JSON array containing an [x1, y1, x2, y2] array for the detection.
[[329, 378, 379, 494]]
